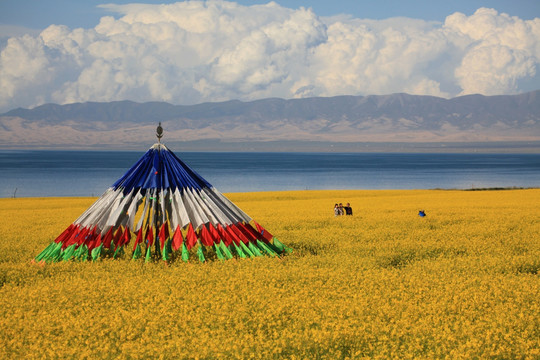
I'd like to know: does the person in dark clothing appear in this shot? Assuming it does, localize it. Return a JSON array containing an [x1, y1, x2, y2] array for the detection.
[[344, 203, 353, 216]]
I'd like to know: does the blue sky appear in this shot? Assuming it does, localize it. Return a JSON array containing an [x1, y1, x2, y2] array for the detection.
[[2, 0, 539, 30], [0, 0, 539, 112]]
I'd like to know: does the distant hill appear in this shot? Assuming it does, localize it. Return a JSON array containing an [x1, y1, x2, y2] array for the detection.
[[1, 91, 539, 151]]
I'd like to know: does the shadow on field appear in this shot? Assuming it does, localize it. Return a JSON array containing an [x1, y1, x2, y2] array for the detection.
[[290, 242, 330, 257], [376, 247, 468, 269], [514, 260, 540, 275]]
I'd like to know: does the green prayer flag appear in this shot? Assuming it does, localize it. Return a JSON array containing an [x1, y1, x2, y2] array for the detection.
[[38, 242, 62, 262], [248, 242, 263, 257], [257, 240, 277, 257], [162, 240, 170, 261], [181, 242, 189, 262], [214, 243, 225, 261], [35, 242, 55, 262], [73, 244, 83, 259], [132, 244, 142, 260], [197, 246, 205, 262], [233, 243, 247, 258], [62, 244, 77, 261], [145, 246, 152, 263], [50, 242, 64, 262], [91, 244, 103, 261], [113, 245, 124, 259], [220, 242, 233, 259], [273, 238, 292, 254], [240, 241, 254, 258], [75, 244, 89, 261]]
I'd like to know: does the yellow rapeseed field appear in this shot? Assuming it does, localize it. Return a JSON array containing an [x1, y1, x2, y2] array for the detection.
[[0, 189, 539, 359]]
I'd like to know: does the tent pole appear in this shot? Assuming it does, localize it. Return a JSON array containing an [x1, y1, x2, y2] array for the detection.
[[154, 123, 163, 258], [154, 190, 162, 259]]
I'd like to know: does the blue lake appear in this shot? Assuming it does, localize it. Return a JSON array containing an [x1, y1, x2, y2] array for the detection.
[[0, 150, 539, 197]]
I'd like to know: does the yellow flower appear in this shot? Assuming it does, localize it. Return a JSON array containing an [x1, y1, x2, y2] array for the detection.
[[0, 189, 539, 359]]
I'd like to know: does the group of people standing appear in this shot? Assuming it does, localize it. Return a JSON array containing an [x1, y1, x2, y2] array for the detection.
[[334, 202, 353, 216]]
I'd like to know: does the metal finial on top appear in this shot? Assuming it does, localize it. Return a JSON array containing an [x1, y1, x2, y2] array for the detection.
[[156, 122, 163, 143]]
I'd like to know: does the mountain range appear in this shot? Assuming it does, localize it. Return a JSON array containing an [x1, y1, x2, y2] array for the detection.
[[1, 90, 539, 151]]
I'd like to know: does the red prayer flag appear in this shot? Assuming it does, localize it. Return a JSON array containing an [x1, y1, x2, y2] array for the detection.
[[244, 223, 270, 243], [199, 224, 213, 246], [186, 223, 198, 250], [86, 232, 101, 251], [64, 225, 81, 247], [229, 224, 249, 244], [64, 226, 83, 247], [102, 227, 114, 249], [158, 222, 170, 250], [146, 226, 154, 247], [133, 228, 143, 252], [223, 225, 239, 245], [121, 227, 131, 247], [84, 228, 98, 248], [78, 227, 92, 246], [217, 224, 233, 246], [238, 223, 258, 242], [254, 221, 273, 242], [54, 224, 75, 244], [112, 227, 123, 247], [209, 223, 221, 244], [172, 225, 183, 251], [92, 233, 102, 250]]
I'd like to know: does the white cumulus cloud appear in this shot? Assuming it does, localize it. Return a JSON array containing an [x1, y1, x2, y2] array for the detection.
[[0, 1, 539, 112], [445, 8, 540, 95]]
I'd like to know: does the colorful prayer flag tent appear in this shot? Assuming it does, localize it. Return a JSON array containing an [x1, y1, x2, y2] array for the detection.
[[35, 124, 291, 263]]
